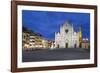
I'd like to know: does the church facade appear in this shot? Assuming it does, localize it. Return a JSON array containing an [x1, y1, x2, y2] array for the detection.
[[55, 21, 82, 48]]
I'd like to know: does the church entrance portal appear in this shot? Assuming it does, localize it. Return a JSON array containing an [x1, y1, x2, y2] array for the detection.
[[57, 44, 59, 48], [79, 43, 81, 48], [74, 44, 77, 48], [65, 43, 68, 48]]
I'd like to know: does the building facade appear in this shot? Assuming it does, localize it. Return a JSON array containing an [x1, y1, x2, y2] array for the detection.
[[81, 38, 90, 49], [55, 21, 82, 48], [22, 32, 30, 49], [29, 34, 43, 49], [22, 27, 50, 50]]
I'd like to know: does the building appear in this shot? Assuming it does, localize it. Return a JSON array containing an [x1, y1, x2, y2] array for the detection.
[[42, 39, 49, 48], [82, 38, 90, 49], [22, 27, 49, 50], [55, 21, 82, 48], [29, 33, 42, 49], [50, 41, 55, 49], [29, 33, 50, 49], [22, 30, 30, 49]]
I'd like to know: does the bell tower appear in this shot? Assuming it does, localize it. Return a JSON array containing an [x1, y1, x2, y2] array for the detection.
[[79, 25, 82, 48]]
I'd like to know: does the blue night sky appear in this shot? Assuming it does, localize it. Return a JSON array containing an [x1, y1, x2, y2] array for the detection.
[[22, 10, 90, 41]]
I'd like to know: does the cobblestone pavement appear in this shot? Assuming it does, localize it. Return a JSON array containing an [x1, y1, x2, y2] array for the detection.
[[22, 48, 90, 62]]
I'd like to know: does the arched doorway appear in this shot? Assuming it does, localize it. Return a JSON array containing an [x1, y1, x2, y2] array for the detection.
[[74, 41, 77, 48], [65, 43, 68, 48], [79, 43, 81, 48], [57, 44, 59, 48], [65, 40, 69, 48], [74, 44, 77, 48]]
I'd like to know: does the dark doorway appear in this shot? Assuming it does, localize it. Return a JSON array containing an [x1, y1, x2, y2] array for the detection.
[[74, 44, 77, 48], [65, 43, 68, 48], [57, 44, 59, 48], [79, 43, 81, 48]]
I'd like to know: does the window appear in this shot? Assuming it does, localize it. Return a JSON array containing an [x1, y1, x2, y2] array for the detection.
[[65, 29, 68, 33]]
